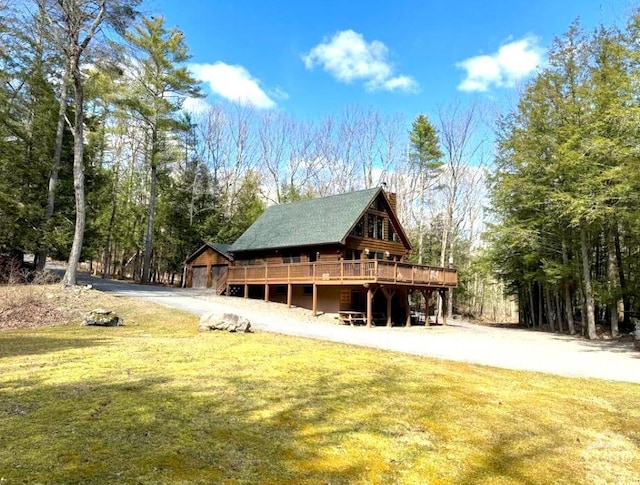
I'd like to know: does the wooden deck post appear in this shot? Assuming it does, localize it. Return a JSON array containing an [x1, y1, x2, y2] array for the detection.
[[287, 283, 292, 308], [406, 289, 412, 327], [425, 290, 431, 326], [379, 287, 395, 327], [386, 289, 395, 327], [366, 286, 373, 327], [244, 284, 248, 298], [264, 284, 269, 302], [440, 289, 447, 326], [312, 284, 318, 316]]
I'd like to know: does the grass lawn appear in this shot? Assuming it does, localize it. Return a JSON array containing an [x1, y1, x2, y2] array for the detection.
[[1, 286, 639, 484]]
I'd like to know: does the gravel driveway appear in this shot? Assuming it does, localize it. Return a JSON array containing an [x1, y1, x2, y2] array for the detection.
[[79, 274, 640, 384]]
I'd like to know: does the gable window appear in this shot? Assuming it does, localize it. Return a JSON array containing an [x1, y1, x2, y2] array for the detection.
[[364, 213, 386, 240], [367, 214, 375, 238], [376, 217, 384, 240], [351, 217, 364, 237], [388, 222, 395, 242], [370, 198, 384, 211]]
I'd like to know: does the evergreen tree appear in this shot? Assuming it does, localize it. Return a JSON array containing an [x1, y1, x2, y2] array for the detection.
[[408, 114, 443, 265], [123, 15, 201, 283]]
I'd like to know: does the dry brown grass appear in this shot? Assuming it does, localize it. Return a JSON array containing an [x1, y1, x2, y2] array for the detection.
[[0, 284, 121, 331]]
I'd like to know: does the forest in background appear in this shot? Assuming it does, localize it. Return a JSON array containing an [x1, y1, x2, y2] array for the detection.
[[1, 1, 639, 338]]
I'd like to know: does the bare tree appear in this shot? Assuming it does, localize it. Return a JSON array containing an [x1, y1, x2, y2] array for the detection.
[[435, 99, 489, 316], [54, 0, 108, 287], [257, 111, 291, 203]]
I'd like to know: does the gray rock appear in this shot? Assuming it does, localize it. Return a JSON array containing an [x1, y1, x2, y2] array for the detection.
[[199, 312, 251, 333], [83, 308, 123, 327]]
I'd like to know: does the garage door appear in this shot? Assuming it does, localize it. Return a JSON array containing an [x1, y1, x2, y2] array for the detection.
[[192, 266, 208, 288]]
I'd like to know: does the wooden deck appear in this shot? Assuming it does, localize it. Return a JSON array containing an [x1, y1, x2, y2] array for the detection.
[[226, 260, 457, 288]]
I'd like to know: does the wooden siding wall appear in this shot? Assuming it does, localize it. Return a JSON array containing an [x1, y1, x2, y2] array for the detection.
[[265, 285, 343, 314], [233, 246, 343, 267], [185, 248, 230, 288], [344, 236, 406, 260], [189, 249, 229, 267]]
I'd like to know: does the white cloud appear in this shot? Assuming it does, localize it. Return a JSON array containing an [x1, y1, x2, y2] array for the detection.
[[456, 36, 545, 92], [190, 62, 278, 109], [182, 96, 211, 114], [302, 30, 418, 93]]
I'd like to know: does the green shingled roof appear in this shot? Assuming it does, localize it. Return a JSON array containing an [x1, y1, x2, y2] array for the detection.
[[230, 187, 382, 252], [210, 243, 231, 259]]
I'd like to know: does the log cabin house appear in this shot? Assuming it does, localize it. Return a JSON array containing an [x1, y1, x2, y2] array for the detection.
[[222, 187, 457, 326], [183, 242, 232, 291]]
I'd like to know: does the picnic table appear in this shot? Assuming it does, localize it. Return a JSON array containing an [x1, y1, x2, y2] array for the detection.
[[338, 311, 384, 326], [338, 310, 366, 325]]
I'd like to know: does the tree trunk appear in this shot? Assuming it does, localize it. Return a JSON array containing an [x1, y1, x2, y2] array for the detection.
[[529, 282, 536, 327], [437, 211, 449, 320], [102, 186, 118, 279], [564, 286, 575, 335], [62, 57, 86, 288], [447, 224, 454, 317], [561, 238, 576, 334], [555, 291, 564, 333], [607, 228, 619, 338], [579, 224, 597, 339], [614, 230, 630, 326], [37, 71, 69, 271], [538, 281, 544, 329], [544, 287, 555, 332], [142, 162, 157, 284]]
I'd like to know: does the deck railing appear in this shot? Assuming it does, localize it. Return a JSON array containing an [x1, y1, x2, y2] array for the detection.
[[226, 259, 457, 287]]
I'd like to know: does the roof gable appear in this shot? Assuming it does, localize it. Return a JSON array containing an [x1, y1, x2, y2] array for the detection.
[[369, 191, 412, 250], [184, 242, 232, 264], [230, 188, 383, 252]]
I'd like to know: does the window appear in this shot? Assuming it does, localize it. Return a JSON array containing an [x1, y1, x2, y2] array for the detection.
[[351, 217, 364, 237], [376, 217, 384, 240], [345, 250, 362, 260], [275, 285, 286, 296], [302, 285, 313, 295], [282, 251, 301, 263], [367, 214, 375, 238], [388, 222, 395, 242], [370, 198, 384, 211]]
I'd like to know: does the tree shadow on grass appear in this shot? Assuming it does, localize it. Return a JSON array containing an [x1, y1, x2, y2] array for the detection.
[[0, 375, 386, 484], [454, 428, 565, 485], [1, 351, 633, 483], [0, 334, 111, 359]]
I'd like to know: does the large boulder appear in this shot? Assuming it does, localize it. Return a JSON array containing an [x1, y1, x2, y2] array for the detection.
[[83, 309, 123, 327], [199, 312, 251, 333]]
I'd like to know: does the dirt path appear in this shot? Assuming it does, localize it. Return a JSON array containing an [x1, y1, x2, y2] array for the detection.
[[78, 274, 640, 384]]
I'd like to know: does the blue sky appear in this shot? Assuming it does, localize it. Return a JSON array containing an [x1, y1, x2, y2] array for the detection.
[[148, 0, 633, 121]]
